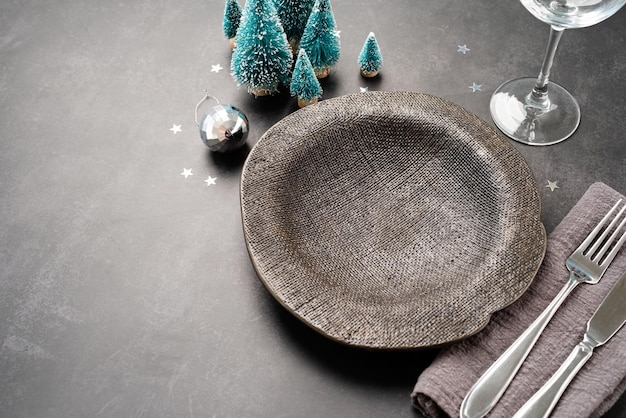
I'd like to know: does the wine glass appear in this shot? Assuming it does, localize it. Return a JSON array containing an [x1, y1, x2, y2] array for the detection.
[[490, 0, 626, 146]]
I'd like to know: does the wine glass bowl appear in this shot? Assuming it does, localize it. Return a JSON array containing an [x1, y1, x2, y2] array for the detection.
[[490, 0, 626, 146], [521, 0, 626, 28]]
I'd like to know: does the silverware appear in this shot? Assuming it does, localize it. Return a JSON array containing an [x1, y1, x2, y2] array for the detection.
[[513, 270, 626, 418], [460, 200, 626, 418]]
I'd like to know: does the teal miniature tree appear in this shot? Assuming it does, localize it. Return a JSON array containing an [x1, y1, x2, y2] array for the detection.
[[290, 49, 322, 107], [358, 32, 383, 77], [231, 0, 294, 96], [299, 0, 340, 79], [223, 0, 243, 50], [275, 0, 316, 53]]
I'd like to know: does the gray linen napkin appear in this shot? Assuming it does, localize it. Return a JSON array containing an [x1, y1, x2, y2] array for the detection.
[[411, 182, 626, 418]]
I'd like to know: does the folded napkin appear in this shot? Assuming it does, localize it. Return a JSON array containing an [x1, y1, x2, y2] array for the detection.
[[411, 182, 626, 418]]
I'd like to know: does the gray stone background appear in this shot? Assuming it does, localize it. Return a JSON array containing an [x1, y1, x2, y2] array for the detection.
[[1, 0, 625, 416]]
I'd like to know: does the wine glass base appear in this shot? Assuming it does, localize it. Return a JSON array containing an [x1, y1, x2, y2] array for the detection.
[[489, 77, 581, 146]]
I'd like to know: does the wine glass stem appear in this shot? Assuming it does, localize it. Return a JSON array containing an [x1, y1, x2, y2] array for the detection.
[[527, 26, 565, 111]]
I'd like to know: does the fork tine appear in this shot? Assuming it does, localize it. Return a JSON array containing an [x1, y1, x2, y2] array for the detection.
[[597, 214, 626, 267], [588, 202, 626, 260], [578, 199, 623, 255]]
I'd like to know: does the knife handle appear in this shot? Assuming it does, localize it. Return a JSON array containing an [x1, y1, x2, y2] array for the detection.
[[460, 275, 580, 418], [513, 338, 595, 418]]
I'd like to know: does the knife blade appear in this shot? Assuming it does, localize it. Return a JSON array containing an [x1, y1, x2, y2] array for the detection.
[[513, 270, 626, 418]]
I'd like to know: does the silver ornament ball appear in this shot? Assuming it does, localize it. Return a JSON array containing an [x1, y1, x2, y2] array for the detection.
[[199, 104, 249, 153]]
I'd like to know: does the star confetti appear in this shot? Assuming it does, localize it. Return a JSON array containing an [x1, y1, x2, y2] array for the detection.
[[180, 168, 193, 179], [469, 82, 482, 92], [360, 86, 369, 93], [169, 124, 182, 134], [211, 64, 224, 73], [204, 176, 217, 187], [457, 44, 470, 54], [546, 180, 559, 191]]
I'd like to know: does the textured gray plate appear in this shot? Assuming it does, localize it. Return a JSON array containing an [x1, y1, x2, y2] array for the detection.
[[240, 91, 546, 350]]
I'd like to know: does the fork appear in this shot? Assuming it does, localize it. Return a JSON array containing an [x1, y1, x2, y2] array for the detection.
[[460, 199, 626, 418]]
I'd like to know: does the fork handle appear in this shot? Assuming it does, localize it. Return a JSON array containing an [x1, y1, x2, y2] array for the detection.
[[460, 274, 580, 418], [513, 338, 595, 418]]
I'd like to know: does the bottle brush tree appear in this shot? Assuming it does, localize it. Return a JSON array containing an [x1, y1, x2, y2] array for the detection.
[[223, 0, 243, 50], [275, 0, 316, 53], [299, 0, 340, 79], [290, 48, 322, 108], [358, 32, 383, 77], [231, 0, 293, 96]]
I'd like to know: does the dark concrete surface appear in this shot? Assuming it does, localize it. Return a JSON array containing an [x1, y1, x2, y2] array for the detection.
[[0, 0, 625, 417]]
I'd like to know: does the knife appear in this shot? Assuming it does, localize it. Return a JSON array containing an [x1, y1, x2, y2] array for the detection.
[[512, 270, 626, 418]]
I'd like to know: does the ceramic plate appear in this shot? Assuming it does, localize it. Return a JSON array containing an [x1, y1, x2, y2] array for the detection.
[[240, 91, 546, 349]]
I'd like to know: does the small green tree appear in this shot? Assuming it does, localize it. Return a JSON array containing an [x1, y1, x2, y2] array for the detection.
[[275, 0, 316, 53], [299, 0, 340, 78], [358, 32, 383, 77], [290, 49, 322, 107], [231, 0, 293, 95], [223, 0, 243, 50]]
